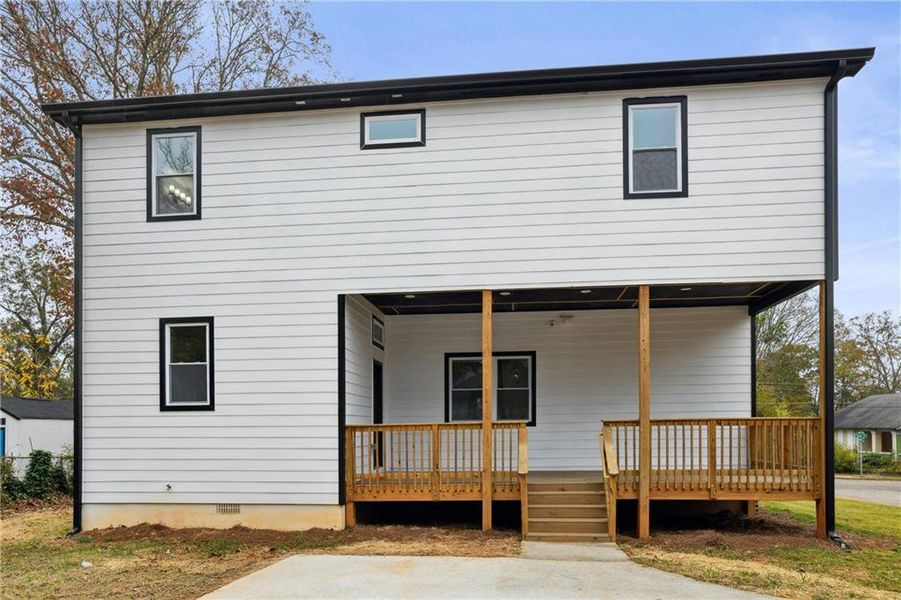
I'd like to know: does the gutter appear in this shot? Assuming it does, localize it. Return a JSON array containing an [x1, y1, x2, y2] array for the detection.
[[40, 48, 874, 126]]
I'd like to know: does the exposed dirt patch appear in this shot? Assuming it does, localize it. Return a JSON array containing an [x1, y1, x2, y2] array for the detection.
[[621, 510, 894, 553], [82, 522, 519, 557]]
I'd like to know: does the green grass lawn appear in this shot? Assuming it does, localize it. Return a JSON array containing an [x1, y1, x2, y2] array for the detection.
[[762, 498, 901, 540]]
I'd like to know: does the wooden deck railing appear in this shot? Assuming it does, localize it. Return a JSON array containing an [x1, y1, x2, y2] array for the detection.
[[599, 429, 619, 542], [345, 422, 527, 501], [602, 417, 820, 500]]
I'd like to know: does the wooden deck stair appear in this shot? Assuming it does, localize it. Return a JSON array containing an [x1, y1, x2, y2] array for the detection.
[[525, 478, 610, 542]]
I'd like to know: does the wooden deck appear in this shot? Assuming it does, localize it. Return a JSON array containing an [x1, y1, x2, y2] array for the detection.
[[345, 416, 824, 540]]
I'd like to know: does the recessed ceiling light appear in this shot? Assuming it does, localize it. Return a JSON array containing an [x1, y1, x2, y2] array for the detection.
[[404, 294, 416, 299], [680, 287, 693, 292], [580, 289, 592, 294], [499, 291, 511, 296]]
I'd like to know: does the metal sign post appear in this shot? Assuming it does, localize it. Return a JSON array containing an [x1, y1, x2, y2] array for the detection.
[[856, 431, 867, 476]]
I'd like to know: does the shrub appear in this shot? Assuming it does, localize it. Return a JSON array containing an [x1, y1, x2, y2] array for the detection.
[[861, 452, 894, 469], [1, 458, 25, 504], [55, 455, 74, 494], [833, 445, 858, 473], [22, 450, 56, 499]]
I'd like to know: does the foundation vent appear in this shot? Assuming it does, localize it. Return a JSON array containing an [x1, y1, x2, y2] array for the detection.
[[216, 503, 241, 515]]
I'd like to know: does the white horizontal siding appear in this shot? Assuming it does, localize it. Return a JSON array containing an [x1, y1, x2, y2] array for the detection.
[[385, 306, 751, 471], [80, 77, 822, 505], [345, 295, 384, 426]]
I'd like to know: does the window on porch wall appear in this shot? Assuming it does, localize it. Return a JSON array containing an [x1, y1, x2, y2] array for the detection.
[[447, 355, 533, 422]]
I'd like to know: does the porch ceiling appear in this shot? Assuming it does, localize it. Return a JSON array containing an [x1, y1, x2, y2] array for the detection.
[[364, 281, 816, 315]]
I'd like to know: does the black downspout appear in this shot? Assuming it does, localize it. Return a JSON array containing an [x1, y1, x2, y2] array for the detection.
[[63, 117, 83, 536], [823, 60, 846, 541], [337, 295, 346, 507], [750, 314, 757, 417]]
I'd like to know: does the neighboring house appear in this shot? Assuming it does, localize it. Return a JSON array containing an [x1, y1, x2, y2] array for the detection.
[[835, 394, 900, 457], [0, 396, 74, 457], [41, 48, 874, 541]]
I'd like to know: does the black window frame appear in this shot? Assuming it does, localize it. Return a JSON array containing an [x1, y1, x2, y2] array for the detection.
[[360, 109, 426, 150], [622, 96, 688, 199], [159, 316, 215, 412], [443, 351, 537, 426], [147, 126, 203, 222], [371, 315, 385, 350]]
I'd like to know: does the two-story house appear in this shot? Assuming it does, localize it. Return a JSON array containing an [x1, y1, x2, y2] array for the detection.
[[42, 48, 874, 542]]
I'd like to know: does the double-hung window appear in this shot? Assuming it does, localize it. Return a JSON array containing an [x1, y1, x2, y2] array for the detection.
[[147, 126, 201, 221], [160, 317, 214, 411], [623, 96, 687, 198], [445, 352, 536, 425], [361, 110, 425, 149]]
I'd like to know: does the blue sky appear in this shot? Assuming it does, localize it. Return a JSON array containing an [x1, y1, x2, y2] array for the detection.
[[309, 2, 900, 317]]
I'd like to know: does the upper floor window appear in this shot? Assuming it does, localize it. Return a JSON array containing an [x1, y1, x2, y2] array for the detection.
[[160, 317, 214, 411], [147, 127, 201, 221], [623, 97, 687, 199], [361, 110, 425, 149]]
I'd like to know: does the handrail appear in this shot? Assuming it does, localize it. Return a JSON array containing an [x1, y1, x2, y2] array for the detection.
[[603, 432, 619, 476], [599, 423, 619, 542]]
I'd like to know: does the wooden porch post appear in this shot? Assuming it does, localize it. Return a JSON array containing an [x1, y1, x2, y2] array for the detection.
[[638, 285, 651, 539], [481, 289, 494, 531], [815, 281, 828, 539]]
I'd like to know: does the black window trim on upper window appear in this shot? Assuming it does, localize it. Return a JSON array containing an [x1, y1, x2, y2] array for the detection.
[[443, 351, 537, 427], [622, 96, 688, 199], [146, 126, 202, 222], [159, 316, 215, 412], [371, 315, 385, 350], [360, 109, 426, 150]]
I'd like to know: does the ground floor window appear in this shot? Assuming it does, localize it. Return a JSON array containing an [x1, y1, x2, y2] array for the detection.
[[444, 351, 536, 425], [160, 317, 215, 411]]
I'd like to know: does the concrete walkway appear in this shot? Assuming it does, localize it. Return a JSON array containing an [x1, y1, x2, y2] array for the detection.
[[835, 476, 901, 507], [203, 543, 770, 599]]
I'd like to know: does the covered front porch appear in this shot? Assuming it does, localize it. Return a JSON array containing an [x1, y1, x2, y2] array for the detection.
[[339, 282, 830, 540]]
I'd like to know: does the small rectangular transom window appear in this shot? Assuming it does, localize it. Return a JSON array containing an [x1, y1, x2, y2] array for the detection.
[[361, 110, 425, 149], [623, 97, 687, 198], [372, 315, 385, 350], [147, 127, 201, 220], [160, 317, 214, 411]]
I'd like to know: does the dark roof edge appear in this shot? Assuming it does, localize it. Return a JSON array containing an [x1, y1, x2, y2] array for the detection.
[[41, 48, 874, 126], [0, 407, 22, 420]]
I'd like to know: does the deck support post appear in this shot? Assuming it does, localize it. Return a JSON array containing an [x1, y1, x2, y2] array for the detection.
[[815, 281, 828, 539], [637, 284, 651, 539], [481, 289, 494, 531], [519, 424, 529, 538], [345, 428, 356, 528]]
